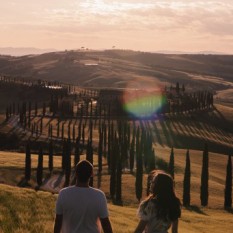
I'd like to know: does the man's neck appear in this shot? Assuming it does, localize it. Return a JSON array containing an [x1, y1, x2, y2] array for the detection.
[[76, 181, 89, 188]]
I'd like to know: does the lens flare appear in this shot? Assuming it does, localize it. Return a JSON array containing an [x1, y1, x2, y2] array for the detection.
[[122, 88, 166, 119]]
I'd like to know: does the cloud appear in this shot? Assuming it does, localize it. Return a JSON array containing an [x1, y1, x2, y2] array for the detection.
[[0, 0, 233, 52]]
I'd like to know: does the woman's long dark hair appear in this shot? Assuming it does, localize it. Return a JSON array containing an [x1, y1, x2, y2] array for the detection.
[[149, 171, 181, 221]]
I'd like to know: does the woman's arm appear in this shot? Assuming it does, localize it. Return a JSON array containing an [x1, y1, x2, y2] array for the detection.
[[171, 219, 179, 233], [134, 220, 147, 233]]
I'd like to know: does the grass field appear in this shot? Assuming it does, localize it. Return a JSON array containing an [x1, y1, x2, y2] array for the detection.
[[0, 148, 231, 208], [0, 183, 233, 233]]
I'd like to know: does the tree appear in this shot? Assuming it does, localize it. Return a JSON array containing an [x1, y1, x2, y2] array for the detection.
[[49, 140, 53, 173], [183, 149, 191, 206], [129, 140, 135, 172], [62, 123, 64, 139], [25, 141, 31, 181], [116, 150, 122, 203], [86, 139, 93, 187], [62, 140, 66, 171], [35, 101, 38, 116], [182, 84, 185, 92], [57, 121, 60, 138], [110, 134, 117, 199], [74, 137, 80, 166], [40, 118, 43, 134], [72, 124, 76, 141], [98, 129, 103, 174], [5, 106, 9, 121], [135, 127, 143, 201], [176, 82, 180, 94], [37, 146, 43, 186], [28, 101, 31, 128], [43, 102, 46, 116], [169, 147, 175, 179], [200, 143, 209, 206], [64, 139, 71, 187], [224, 155, 232, 209], [148, 149, 156, 172]]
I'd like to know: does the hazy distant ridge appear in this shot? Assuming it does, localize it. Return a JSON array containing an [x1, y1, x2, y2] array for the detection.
[[0, 47, 57, 56]]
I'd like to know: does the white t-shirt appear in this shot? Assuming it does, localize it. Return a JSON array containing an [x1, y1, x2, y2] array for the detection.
[[137, 199, 171, 233], [56, 186, 109, 233]]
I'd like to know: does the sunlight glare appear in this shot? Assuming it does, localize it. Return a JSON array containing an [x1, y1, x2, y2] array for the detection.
[[122, 83, 166, 119]]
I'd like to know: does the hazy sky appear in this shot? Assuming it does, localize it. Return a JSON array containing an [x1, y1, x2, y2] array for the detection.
[[1, 0, 233, 53]]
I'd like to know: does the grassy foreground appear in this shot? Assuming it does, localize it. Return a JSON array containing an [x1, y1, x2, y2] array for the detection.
[[0, 184, 233, 233]]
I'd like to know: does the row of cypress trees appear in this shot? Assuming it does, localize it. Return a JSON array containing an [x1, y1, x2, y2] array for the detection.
[[180, 145, 232, 209], [24, 138, 232, 208]]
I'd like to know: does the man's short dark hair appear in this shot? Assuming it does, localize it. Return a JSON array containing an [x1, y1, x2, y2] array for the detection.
[[75, 160, 93, 183]]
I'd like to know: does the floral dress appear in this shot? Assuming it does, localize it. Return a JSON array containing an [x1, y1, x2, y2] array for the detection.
[[137, 199, 172, 233]]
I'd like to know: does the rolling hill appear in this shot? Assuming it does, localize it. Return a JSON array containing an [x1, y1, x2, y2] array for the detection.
[[0, 50, 233, 93]]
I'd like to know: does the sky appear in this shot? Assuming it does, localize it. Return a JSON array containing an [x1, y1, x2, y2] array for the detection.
[[1, 0, 233, 53]]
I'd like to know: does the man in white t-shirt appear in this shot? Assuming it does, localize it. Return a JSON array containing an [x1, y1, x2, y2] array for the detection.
[[54, 160, 113, 233]]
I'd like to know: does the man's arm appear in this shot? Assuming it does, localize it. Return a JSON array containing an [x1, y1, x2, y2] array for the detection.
[[54, 214, 63, 233], [100, 217, 113, 233], [134, 220, 147, 233]]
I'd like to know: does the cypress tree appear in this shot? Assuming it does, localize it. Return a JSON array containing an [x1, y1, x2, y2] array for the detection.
[[89, 119, 93, 143], [43, 102, 46, 116], [107, 122, 114, 170], [103, 122, 107, 157], [86, 139, 93, 164], [40, 118, 43, 134], [130, 140, 135, 172], [68, 121, 71, 139], [110, 134, 117, 199], [35, 101, 38, 116], [6, 106, 9, 121], [72, 124, 76, 142], [62, 140, 66, 171], [78, 121, 82, 141], [116, 148, 122, 203], [98, 129, 103, 174], [183, 149, 191, 206], [135, 127, 143, 202], [64, 139, 71, 187], [200, 143, 209, 206], [57, 121, 60, 138], [50, 124, 53, 138], [62, 123, 64, 139], [224, 155, 232, 209], [49, 140, 53, 174], [48, 124, 51, 138], [74, 137, 80, 166], [9, 104, 12, 117], [148, 148, 156, 173], [169, 147, 175, 179], [25, 141, 31, 181], [37, 146, 43, 186], [28, 101, 31, 128], [86, 139, 93, 187], [12, 102, 15, 115], [82, 124, 85, 145]]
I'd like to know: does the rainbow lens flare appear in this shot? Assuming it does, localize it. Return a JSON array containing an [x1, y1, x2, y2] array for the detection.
[[122, 88, 166, 119]]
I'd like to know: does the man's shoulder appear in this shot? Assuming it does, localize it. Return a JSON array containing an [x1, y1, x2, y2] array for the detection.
[[89, 187, 106, 197], [90, 187, 104, 193], [59, 185, 76, 194]]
